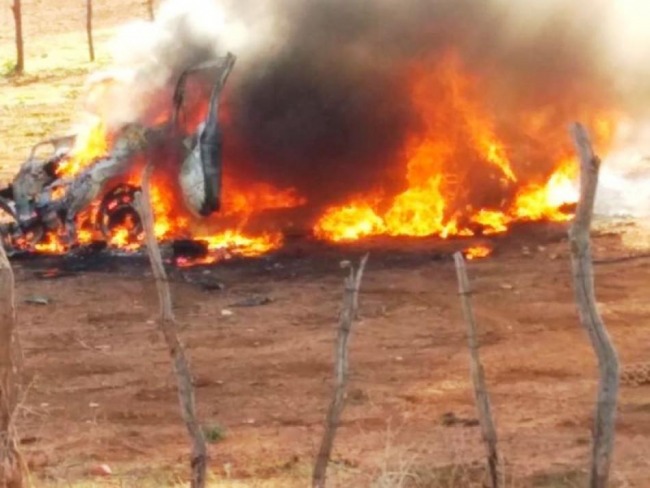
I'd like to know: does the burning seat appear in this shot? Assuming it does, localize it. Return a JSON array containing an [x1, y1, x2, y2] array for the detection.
[[0, 53, 236, 254]]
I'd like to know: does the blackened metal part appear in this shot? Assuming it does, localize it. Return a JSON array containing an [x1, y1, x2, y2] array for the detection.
[[0, 186, 13, 200], [70, 240, 108, 254], [172, 55, 236, 130], [178, 270, 225, 291], [42, 154, 66, 179], [174, 54, 236, 217], [197, 53, 236, 216], [172, 239, 209, 261]]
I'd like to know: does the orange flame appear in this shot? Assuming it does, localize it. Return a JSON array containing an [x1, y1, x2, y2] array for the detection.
[[57, 119, 110, 178], [464, 245, 492, 260], [36, 69, 297, 265], [25, 52, 619, 264], [313, 52, 616, 243], [314, 200, 385, 242], [175, 231, 283, 267], [513, 158, 578, 222]]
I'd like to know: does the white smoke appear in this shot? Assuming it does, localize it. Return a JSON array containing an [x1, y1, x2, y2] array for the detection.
[[597, 120, 650, 217], [82, 0, 262, 129], [591, 0, 650, 217]]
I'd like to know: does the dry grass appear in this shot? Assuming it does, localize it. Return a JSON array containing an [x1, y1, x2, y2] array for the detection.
[[0, 28, 115, 182], [34, 467, 308, 488]]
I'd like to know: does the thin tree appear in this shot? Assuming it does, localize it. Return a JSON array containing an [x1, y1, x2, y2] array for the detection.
[[86, 0, 95, 62], [0, 238, 22, 488], [10, 0, 24, 74], [453, 252, 500, 488], [135, 158, 207, 488], [568, 122, 619, 488], [312, 254, 369, 488], [147, 0, 155, 21]]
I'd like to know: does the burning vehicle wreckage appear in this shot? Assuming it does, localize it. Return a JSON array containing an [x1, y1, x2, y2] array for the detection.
[[0, 53, 236, 262]]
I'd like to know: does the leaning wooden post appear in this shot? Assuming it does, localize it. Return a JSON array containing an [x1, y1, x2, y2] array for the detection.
[[135, 159, 207, 488], [0, 239, 22, 488], [312, 254, 369, 488], [569, 122, 619, 488], [453, 252, 500, 488]]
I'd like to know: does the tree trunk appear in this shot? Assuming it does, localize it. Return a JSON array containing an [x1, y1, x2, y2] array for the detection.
[[147, 0, 155, 21], [568, 122, 619, 488], [86, 0, 95, 62], [10, 0, 24, 74], [0, 239, 22, 488]]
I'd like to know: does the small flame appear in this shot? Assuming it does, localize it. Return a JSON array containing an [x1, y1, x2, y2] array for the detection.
[[176, 231, 283, 267], [464, 244, 492, 260], [470, 209, 510, 235], [200, 230, 283, 256], [107, 213, 141, 250], [34, 235, 66, 254], [57, 119, 110, 178], [314, 201, 385, 242], [513, 158, 578, 222]]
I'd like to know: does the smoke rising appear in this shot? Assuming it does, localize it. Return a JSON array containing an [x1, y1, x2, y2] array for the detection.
[[219, 0, 618, 211], [90, 0, 650, 220], [84, 0, 230, 128]]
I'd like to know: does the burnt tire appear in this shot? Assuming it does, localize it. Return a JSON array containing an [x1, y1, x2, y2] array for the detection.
[[96, 184, 143, 243]]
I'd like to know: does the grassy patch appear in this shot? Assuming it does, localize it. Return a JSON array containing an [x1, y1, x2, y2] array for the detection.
[[1, 59, 17, 77], [203, 423, 227, 444]]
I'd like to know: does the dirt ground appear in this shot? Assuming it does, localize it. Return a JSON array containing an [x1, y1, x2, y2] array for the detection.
[[2, 2, 650, 487]]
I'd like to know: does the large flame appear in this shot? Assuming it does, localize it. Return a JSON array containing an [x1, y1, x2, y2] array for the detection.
[[38, 79, 301, 263], [29, 50, 618, 264], [313, 53, 617, 244]]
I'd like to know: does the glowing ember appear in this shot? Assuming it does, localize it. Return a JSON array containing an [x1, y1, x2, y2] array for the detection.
[[464, 245, 492, 260]]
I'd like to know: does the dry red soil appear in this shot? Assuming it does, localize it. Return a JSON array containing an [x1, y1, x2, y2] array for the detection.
[[9, 223, 650, 487], [2, 2, 650, 487]]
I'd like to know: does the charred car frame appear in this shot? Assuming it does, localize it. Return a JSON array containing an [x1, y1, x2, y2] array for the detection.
[[0, 53, 236, 254]]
